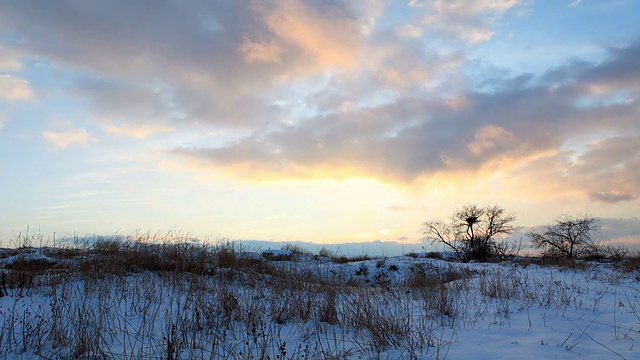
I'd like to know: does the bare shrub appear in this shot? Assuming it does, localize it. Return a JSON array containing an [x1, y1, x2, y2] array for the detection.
[[425, 252, 443, 260], [602, 244, 630, 262], [528, 214, 600, 260], [535, 256, 590, 270], [493, 237, 523, 260], [317, 247, 334, 258], [214, 240, 240, 268], [621, 252, 640, 275], [92, 237, 122, 253], [334, 254, 372, 264], [282, 243, 313, 257], [423, 204, 517, 262]]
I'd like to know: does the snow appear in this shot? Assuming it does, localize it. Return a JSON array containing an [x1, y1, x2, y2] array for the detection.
[[0, 251, 57, 267], [0, 249, 638, 359]]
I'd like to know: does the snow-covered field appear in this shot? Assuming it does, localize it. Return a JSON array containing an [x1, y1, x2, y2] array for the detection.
[[0, 242, 638, 359]]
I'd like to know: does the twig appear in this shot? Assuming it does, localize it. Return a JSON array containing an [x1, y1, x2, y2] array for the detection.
[[559, 332, 572, 347], [570, 320, 626, 360]]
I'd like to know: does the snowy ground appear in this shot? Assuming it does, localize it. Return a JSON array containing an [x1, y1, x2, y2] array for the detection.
[[0, 245, 638, 359]]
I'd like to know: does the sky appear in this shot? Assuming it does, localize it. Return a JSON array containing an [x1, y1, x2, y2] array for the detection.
[[1, 0, 639, 248]]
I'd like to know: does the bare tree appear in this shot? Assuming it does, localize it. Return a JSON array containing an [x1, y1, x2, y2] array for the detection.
[[423, 205, 517, 262], [528, 214, 600, 260]]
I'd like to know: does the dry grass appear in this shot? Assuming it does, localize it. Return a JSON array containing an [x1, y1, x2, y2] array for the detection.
[[619, 252, 640, 278], [511, 256, 591, 270]]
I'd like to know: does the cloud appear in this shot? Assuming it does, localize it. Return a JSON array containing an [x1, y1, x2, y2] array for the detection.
[[0, 1, 281, 127], [395, 24, 423, 38], [102, 124, 175, 139], [252, 0, 364, 69], [238, 40, 283, 64], [589, 191, 636, 203], [574, 136, 640, 203], [0, 75, 34, 100], [0, 0, 371, 129], [0, 0, 511, 133], [0, 45, 22, 71], [1, 0, 637, 207], [510, 134, 640, 203], [569, 0, 584, 7], [467, 125, 518, 156], [174, 86, 536, 181], [173, 37, 640, 205], [599, 217, 640, 240], [42, 128, 98, 149], [422, 0, 522, 43], [72, 76, 176, 126]]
